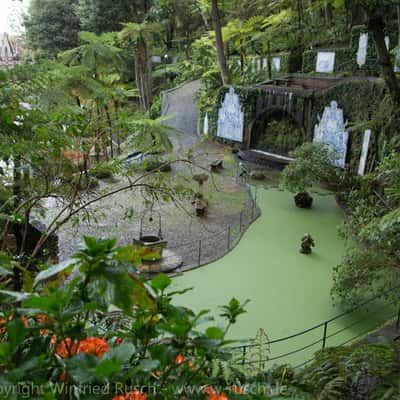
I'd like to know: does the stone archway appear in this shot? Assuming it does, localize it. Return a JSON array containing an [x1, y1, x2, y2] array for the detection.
[[250, 107, 307, 156]]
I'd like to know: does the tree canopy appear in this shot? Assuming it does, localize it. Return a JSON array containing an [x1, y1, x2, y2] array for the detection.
[[24, 0, 81, 59]]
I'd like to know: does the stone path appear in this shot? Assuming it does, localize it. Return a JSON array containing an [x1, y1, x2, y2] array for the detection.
[[162, 80, 202, 149]]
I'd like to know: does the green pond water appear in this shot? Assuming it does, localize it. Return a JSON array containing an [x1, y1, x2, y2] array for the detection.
[[172, 188, 395, 366]]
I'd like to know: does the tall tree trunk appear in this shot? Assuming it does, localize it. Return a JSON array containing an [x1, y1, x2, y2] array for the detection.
[[267, 41, 272, 80], [12, 156, 23, 291], [135, 39, 153, 111], [325, 1, 333, 25], [211, 0, 230, 85], [104, 105, 114, 159], [165, 20, 174, 50], [368, 15, 400, 104], [296, 0, 304, 29], [240, 52, 244, 73]]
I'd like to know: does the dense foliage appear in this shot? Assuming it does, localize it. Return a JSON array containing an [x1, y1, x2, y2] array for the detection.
[[2, 0, 400, 398], [281, 143, 341, 195], [0, 238, 252, 400]]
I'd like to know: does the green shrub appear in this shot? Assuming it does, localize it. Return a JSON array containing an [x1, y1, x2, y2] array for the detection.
[[0, 237, 249, 399], [297, 342, 400, 399], [89, 163, 114, 180], [281, 142, 341, 194]]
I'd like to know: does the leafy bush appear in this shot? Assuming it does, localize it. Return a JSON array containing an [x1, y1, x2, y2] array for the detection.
[[297, 341, 400, 399], [0, 237, 251, 400], [149, 95, 162, 120], [281, 143, 341, 194], [89, 163, 115, 180], [332, 152, 400, 305]]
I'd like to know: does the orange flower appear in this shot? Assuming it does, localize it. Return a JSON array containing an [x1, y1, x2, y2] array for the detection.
[[112, 391, 148, 400], [21, 316, 29, 327], [0, 315, 29, 336], [59, 370, 68, 382], [54, 338, 79, 359], [204, 387, 228, 400], [175, 354, 196, 371], [231, 386, 246, 395], [35, 314, 51, 336], [204, 387, 217, 396], [0, 318, 6, 335], [175, 354, 186, 364], [52, 337, 110, 359], [126, 392, 148, 400], [78, 337, 110, 358]]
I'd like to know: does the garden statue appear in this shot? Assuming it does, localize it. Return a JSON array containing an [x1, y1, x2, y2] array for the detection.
[[193, 173, 209, 186], [300, 234, 315, 254], [193, 192, 208, 216]]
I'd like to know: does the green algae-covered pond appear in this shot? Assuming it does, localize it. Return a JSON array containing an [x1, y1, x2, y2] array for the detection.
[[172, 188, 395, 366]]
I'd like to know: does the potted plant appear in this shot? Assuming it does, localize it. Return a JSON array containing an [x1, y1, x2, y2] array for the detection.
[[282, 143, 338, 208]]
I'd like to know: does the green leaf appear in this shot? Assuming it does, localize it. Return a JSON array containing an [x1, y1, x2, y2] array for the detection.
[[7, 318, 28, 352], [0, 343, 11, 361], [66, 353, 99, 384], [102, 343, 135, 364], [99, 268, 154, 313], [33, 259, 75, 287], [138, 359, 160, 372], [150, 273, 171, 292], [95, 359, 121, 378], [0, 290, 31, 302], [115, 246, 141, 264], [22, 294, 60, 314], [206, 327, 224, 340]]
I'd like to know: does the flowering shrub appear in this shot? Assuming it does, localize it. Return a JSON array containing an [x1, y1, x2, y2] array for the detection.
[[53, 337, 110, 359], [112, 391, 148, 400], [0, 237, 250, 399]]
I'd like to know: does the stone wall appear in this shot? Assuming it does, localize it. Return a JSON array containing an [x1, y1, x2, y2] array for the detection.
[[203, 78, 389, 174]]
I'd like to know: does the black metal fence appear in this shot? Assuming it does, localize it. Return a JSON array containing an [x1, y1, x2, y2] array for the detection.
[[230, 284, 400, 369], [165, 182, 260, 272]]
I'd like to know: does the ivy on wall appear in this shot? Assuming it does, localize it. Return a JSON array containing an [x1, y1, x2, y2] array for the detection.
[[312, 79, 388, 172], [302, 25, 397, 76], [302, 47, 354, 74], [199, 86, 258, 140]]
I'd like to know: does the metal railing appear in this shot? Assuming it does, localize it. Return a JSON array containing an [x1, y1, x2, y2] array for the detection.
[[231, 284, 400, 369], [163, 180, 260, 272]]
